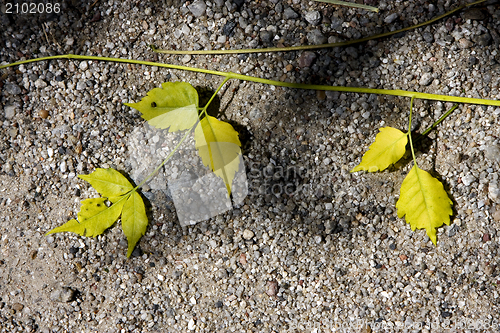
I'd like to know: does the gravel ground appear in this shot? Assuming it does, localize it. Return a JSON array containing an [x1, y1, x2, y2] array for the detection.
[[1, 0, 500, 332]]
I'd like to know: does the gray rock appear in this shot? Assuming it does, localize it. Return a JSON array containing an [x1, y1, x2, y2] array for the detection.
[[4, 83, 21, 95], [419, 73, 433, 86], [298, 51, 317, 68], [307, 29, 326, 45], [489, 183, 500, 202], [305, 11, 321, 26], [4, 105, 17, 119], [484, 145, 500, 163], [260, 30, 273, 44], [283, 7, 299, 20], [474, 33, 492, 46], [385, 13, 398, 24], [188, 0, 207, 17], [50, 287, 75, 303], [76, 81, 86, 91], [462, 8, 485, 21], [423, 32, 434, 43]]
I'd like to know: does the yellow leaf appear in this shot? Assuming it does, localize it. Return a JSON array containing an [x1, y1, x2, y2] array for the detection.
[[396, 165, 453, 245], [351, 127, 408, 172], [194, 116, 242, 195], [46, 197, 127, 237], [124, 82, 199, 132], [79, 168, 134, 198], [121, 192, 148, 257]]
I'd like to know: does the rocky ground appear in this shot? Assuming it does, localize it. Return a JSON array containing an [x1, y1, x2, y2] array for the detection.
[[1, 0, 500, 332]]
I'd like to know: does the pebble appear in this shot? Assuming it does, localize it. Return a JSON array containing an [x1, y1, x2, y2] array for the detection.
[[187, 318, 196, 330], [12, 303, 24, 312], [242, 229, 254, 240], [4, 83, 21, 95], [47, 148, 54, 158], [60, 161, 67, 173], [458, 38, 473, 49], [39, 109, 49, 118], [283, 7, 299, 20], [305, 11, 321, 26], [266, 280, 278, 297], [493, 208, 500, 222], [489, 183, 500, 202], [181, 55, 192, 64], [474, 33, 491, 47], [298, 51, 316, 68], [66, 37, 74, 46], [325, 203, 333, 210], [4, 105, 17, 119], [461, 174, 476, 186], [484, 145, 500, 163], [307, 29, 326, 45], [188, 1, 206, 17], [385, 13, 398, 24], [419, 73, 433, 86], [462, 8, 485, 21], [50, 287, 75, 303]]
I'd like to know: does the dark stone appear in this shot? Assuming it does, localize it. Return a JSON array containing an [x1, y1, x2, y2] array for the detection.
[[222, 20, 237, 37], [441, 311, 452, 318], [215, 300, 223, 308], [389, 243, 396, 250], [423, 32, 434, 43], [474, 33, 492, 46], [462, 8, 485, 21]]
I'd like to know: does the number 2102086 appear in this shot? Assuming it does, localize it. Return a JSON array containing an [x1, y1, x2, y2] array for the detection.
[[6, 2, 60, 14]]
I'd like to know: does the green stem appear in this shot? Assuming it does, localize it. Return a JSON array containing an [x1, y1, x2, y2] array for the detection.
[[2, 55, 500, 107], [133, 124, 196, 190], [200, 76, 231, 118], [408, 96, 417, 165], [415, 103, 459, 143], [150, 0, 486, 55]]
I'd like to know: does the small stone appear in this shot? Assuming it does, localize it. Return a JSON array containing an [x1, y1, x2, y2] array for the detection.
[[305, 11, 321, 25], [60, 161, 67, 173], [314, 235, 322, 244], [493, 208, 500, 222], [76, 81, 86, 91], [298, 51, 317, 68], [188, 318, 196, 330], [50, 287, 75, 302], [484, 265, 496, 276], [188, 0, 206, 17], [181, 55, 192, 63], [283, 7, 299, 20], [47, 147, 54, 158], [484, 145, 500, 163], [458, 38, 473, 49], [423, 32, 434, 43], [325, 203, 333, 210], [222, 20, 237, 37], [66, 37, 74, 46], [35, 79, 47, 89], [266, 280, 278, 297], [488, 183, 500, 202], [39, 110, 49, 119], [12, 303, 23, 312], [190, 296, 196, 305], [462, 8, 485, 21], [307, 29, 326, 45], [242, 229, 254, 240], [4, 83, 21, 95], [389, 243, 396, 250], [399, 254, 408, 261], [384, 13, 398, 24], [260, 31, 273, 44], [79, 61, 88, 71], [215, 300, 223, 308], [239, 253, 247, 265], [419, 73, 433, 86], [474, 33, 492, 46], [4, 105, 17, 119], [482, 233, 491, 242], [461, 174, 476, 186], [323, 157, 331, 165]]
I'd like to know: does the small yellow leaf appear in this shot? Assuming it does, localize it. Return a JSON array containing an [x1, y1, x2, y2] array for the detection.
[[46, 196, 127, 237], [396, 165, 453, 245], [121, 191, 148, 257], [194, 116, 242, 195], [79, 168, 134, 198], [351, 127, 408, 172], [124, 82, 199, 132]]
